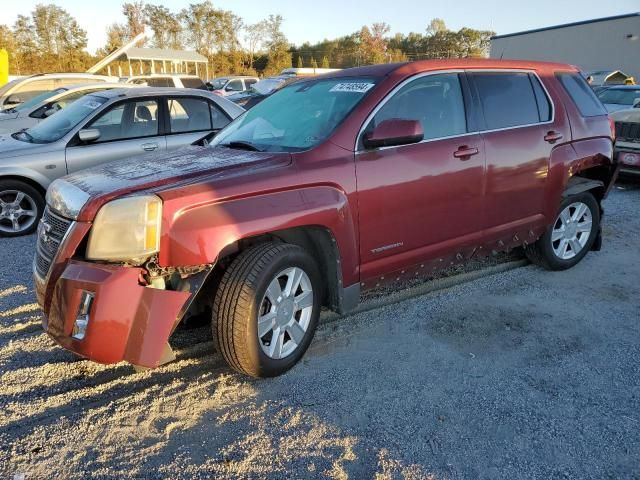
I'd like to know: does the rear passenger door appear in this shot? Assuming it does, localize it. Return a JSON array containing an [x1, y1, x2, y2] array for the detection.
[[65, 98, 167, 173], [164, 96, 232, 151], [467, 71, 570, 240]]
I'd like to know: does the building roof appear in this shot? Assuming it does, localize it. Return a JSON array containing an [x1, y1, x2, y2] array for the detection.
[[117, 47, 207, 63], [492, 12, 640, 40]]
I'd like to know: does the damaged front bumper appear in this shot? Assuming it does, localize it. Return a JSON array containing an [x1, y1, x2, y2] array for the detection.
[[39, 260, 198, 369]]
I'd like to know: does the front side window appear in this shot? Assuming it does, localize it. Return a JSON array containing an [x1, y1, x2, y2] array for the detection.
[[365, 73, 467, 142], [169, 97, 212, 133], [226, 80, 243, 92], [85, 99, 159, 142], [212, 77, 378, 152], [15, 94, 108, 144], [470, 72, 543, 130]]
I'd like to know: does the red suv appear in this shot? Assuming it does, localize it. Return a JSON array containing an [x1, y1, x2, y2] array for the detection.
[[34, 59, 616, 377]]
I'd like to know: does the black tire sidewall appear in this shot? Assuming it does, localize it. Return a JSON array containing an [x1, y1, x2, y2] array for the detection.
[[539, 192, 600, 270], [0, 180, 45, 237], [245, 246, 323, 377]]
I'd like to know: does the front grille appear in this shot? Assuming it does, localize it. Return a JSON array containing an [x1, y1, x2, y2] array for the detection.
[[34, 207, 73, 278], [615, 121, 640, 143]]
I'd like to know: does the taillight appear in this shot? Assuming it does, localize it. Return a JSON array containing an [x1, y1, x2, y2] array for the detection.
[[609, 116, 616, 141]]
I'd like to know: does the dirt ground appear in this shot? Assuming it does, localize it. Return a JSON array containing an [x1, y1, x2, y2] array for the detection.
[[0, 182, 639, 480]]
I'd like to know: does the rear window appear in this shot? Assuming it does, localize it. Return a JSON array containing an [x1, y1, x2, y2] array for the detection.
[[181, 77, 207, 90], [470, 72, 547, 130], [556, 73, 607, 117]]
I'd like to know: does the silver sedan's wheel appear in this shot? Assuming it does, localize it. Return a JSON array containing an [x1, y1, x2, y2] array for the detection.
[[551, 201, 593, 260], [258, 267, 314, 360], [0, 189, 39, 234]]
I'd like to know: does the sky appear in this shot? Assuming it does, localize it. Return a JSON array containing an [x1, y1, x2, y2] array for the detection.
[[3, 0, 639, 54]]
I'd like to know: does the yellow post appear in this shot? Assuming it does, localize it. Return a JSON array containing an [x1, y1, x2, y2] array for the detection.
[[0, 49, 8, 86]]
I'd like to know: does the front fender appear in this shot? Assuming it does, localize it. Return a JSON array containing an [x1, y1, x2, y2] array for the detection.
[[0, 165, 52, 190], [159, 186, 360, 286]]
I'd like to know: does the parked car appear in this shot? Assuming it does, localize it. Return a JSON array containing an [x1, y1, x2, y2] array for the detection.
[[207, 76, 259, 96], [0, 88, 243, 236], [0, 83, 138, 135], [35, 59, 616, 378], [227, 75, 301, 109], [596, 85, 640, 112], [0, 73, 116, 111], [610, 106, 640, 175], [126, 74, 208, 90]]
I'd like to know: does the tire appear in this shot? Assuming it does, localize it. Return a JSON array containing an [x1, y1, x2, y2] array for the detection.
[[212, 242, 323, 377], [525, 192, 600, 271], [0, 180, 45, 237]]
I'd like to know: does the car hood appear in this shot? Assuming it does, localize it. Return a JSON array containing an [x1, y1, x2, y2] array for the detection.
[[609, 108, 640, 123], [47, 145, 292, 221], [0, 133, 50, 156]]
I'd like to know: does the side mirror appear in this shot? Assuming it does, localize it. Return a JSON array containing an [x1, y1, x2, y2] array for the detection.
[[363, 119, 424, 149], [78, 128, 101, 143], [5, 94, 22, 105]]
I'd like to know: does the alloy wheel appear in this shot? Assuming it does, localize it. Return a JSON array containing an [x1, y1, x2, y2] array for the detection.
[[551, 201, 593, 260], [0, 190, 38, 234], [258, 267, 314, 360]]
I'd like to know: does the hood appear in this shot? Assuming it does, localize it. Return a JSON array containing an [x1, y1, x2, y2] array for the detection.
[[604, 103, 633, 113], [47, 145, 292, 221], [609, 108, 640, 123], [0, 111, 20, 121], [0, 133, 51, 156]]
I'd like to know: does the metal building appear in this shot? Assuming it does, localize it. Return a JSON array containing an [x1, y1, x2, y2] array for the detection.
[[490, 13, 640, 82]]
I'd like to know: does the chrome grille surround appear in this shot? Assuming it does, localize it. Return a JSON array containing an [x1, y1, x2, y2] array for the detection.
[[34, 207, 74, 279]]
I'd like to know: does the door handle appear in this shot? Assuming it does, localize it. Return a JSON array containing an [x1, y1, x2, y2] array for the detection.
[[453, 146, 479, 160], [544, 131, 563, 144], [142, 143, 158, 151]]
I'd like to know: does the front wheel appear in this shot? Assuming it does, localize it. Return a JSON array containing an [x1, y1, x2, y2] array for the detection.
[[0, 180, 44, 237], [525, 192, 600, 270], [212, 242, 322, 377]]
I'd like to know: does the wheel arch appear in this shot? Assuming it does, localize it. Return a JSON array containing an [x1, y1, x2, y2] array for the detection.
[[0, 173, 48, 196]]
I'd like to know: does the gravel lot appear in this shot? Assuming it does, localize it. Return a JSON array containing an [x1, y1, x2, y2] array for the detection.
[[1, 182, 639, 480]]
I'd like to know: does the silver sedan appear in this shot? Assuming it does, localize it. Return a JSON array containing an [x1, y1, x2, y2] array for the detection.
[[0, 88, 244, 236]]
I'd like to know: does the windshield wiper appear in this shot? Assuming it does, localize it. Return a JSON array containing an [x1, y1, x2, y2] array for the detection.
[[222, 141, 263, 152]]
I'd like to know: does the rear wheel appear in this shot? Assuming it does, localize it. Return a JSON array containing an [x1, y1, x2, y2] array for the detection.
[[525, 192, 600, 270], [212, 242, 322, 377], [0, 180, 44, 237]]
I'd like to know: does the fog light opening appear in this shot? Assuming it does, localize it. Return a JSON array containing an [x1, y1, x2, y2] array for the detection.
[[72, 291, 94, 340]]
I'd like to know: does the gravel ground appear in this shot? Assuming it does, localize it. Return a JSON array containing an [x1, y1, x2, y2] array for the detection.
[[0, 182, 639, 480]]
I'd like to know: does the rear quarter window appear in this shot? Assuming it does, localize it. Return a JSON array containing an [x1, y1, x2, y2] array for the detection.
[[556, 73, 607, 117], [181, 77, 207, 90]]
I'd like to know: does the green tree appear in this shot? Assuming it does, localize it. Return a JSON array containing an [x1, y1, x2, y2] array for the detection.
[[144, 4, 182, 49], [310, 57, 318, 68], [297, 55, 303, 68], [321, 56, 330, 68], [263, 14, 291, 75]]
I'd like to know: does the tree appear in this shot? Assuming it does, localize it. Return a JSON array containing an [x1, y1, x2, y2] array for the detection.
[[321, 56, 330, 68], [263, 15, 291, 75], [144, 4, 182, 49], [245, 20, 268, 70], [122, 1, 146, 43], [426, 18, 447, 36], [310, 57, 318, 68]]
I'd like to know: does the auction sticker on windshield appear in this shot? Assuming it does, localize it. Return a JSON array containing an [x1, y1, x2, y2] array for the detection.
[[330, 82, 375, 93]]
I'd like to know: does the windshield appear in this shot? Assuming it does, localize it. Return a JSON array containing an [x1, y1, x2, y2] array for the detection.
[[211, 79, 228, 90], [211, 77, 377, 152], [598, 88, 640, 106], [14, 94, 107, 144], [12, 88, 67, 113]]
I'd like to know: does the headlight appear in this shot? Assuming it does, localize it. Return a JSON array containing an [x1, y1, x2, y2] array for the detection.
[[86, 195, 162, 262]]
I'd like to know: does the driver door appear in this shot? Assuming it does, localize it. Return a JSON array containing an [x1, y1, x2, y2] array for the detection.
[[356, 72, 486, 280], [65, 98, 167, 174]]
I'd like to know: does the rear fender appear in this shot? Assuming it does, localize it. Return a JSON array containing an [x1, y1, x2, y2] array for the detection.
[[159, 186, 360, 287]]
